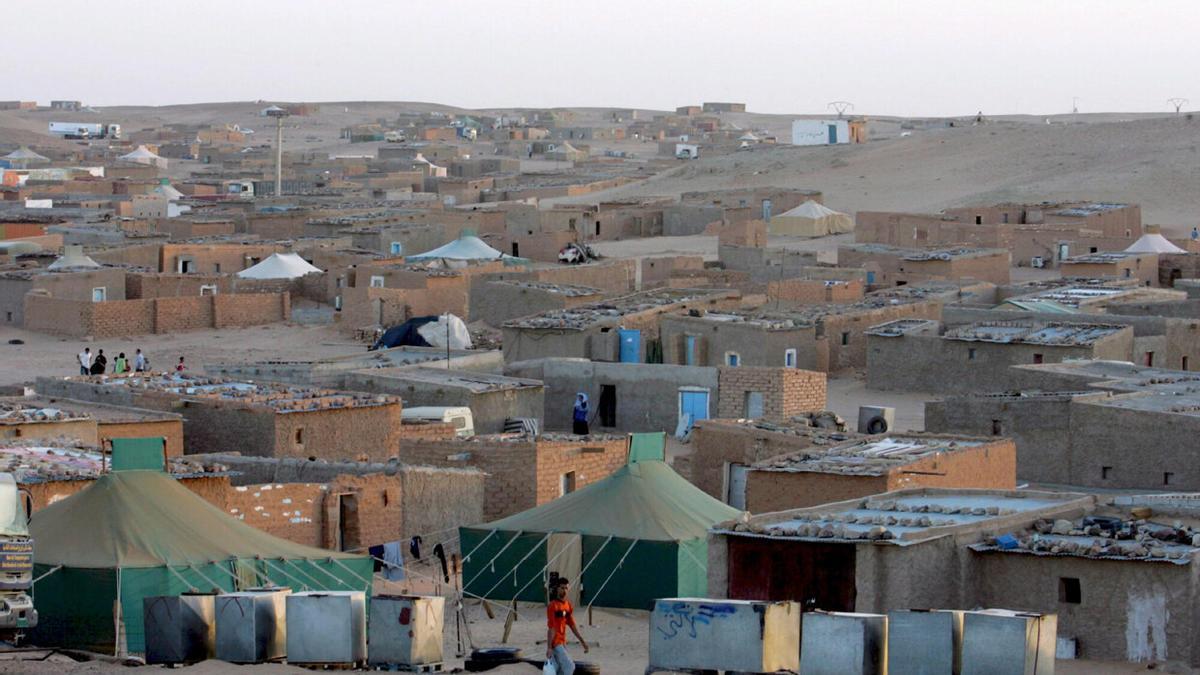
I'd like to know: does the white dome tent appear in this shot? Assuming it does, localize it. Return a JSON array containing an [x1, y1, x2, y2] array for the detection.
[[236, 252, 323, 279], [1124, 233, 1186, 254], [769, 200, 855, 237], [118, 145, 167, 169], [407, 235, 511, 262]]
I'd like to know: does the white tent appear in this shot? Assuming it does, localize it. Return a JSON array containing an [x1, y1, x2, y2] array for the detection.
[[769, 200, 855, 237], [3, 147, 49, 167], [416, 313, 473, 349], [236, 252, 323, 279], [1124, 233, 1186, 254], [407, 235, 509, 261], [118, 145, 167, 169]]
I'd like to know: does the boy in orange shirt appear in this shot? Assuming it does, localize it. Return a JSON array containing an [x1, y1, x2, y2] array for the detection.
[[546, 577, 588, 674]]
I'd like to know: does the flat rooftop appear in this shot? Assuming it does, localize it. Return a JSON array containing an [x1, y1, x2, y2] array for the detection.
[[352, 367, 542, 392], [716, 488, 1093, 546], [841, 243, 1005, 260], [752, 435, 993, 476], [943, 321, 1126, 346], [865, 318, 939, 337], [504, 288, 736, 330], [0, 396, 179, 424], [1048, 202, 1132, 217], [1062, 252, 1146, 264], [0, 440, 230, 483], [969, 505, 1198, 564], [65, 373, 398, 412], [486, 280, 601, 296]]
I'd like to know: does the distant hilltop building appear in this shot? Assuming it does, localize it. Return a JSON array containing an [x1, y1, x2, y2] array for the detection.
[[702, 102, 746, 113], [792, 119, 867, 145]]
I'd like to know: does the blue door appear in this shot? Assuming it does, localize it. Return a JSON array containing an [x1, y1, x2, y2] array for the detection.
[[618, 329, 641, 363], [866, 271, 876, 285], [680, 390, 710, 430], [828, 124, 838, 144], [684, 335, 697, 366], [762, 199, 772, 222]]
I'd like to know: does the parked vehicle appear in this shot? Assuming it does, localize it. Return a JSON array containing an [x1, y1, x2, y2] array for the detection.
[[402, 406, 474, 438]]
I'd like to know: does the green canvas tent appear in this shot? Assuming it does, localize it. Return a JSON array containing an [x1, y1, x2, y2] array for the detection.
[[30, 470, 373, 654], [459, 460, 743, 610]]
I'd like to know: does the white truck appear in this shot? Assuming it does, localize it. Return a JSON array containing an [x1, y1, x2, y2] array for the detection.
[[48, 122, 121, 140], [384, 130, 406, 143], [0, 474, 35, 638]]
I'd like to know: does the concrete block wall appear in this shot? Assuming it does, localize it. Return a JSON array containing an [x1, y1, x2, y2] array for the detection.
[[399, 438, 538, 520], [226, 482, 327, 548], [717, 367, 826, 422]]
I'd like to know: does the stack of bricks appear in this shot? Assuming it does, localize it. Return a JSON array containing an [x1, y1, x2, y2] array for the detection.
[[717, 366, 827, 422]]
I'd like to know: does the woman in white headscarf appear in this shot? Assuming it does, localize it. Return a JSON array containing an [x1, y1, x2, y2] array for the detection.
[[572, 393, 589, 435]]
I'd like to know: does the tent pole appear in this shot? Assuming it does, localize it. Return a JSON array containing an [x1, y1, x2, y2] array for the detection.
[[461, 530, 524, 591], [114, 566, 122, 658], [584, 539, 639, 616], [262, 558, 311, 591], [459, 529, 498, 565], [479, 532, 552, 601]]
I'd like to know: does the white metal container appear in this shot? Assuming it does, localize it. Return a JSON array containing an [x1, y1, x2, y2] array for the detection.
[[143, 593, 216, 665], [800, 611, 888, 675], [961, 609, 1056, 675], [215, 588, 290, 663], [887, 609, 964, 675], [368, 594, 445, 666], [285, 591, 367, 665], [648, 598, 800, 674]]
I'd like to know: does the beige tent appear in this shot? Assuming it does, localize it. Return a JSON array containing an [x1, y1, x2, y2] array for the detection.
[[769, 200, 855, 237]]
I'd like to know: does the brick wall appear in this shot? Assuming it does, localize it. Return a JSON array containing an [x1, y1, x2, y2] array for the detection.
[[25, 474, 230, 511], [688, 420, 850, 499], [398, 435, 627, 520], [401, 420, 459, 440], [0, 419, 98, 445], [226, 482, 327, 548], [717, 367, 826, 421], [22, 292, 289, 338], [767, 279, 865, 305], [533, 437, 629, 505], [743, 438, 1017, 512], [271, 402, 403, 462], [98, 419, 185, 458]]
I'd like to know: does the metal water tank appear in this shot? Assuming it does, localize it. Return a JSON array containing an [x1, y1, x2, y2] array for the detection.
[[961, 609, 1057, 675], [648, 598, 800, 674], [887, 609, 964, 675], [215, 588, 290, 663], [368, 594, 446, 667], [286, 591, 367, 665], [143, 593, 217, 665], [800, 611, 888, 675]]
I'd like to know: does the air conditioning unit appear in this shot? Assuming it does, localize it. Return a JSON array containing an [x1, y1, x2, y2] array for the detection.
[[858, 406, 895, 434]]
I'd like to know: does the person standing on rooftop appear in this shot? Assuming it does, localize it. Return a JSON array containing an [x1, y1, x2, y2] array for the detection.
[[78, 347, 91, 375]]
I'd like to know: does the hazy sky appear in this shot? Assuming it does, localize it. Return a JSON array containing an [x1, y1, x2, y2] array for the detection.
[[10, 0, 1200, 116]]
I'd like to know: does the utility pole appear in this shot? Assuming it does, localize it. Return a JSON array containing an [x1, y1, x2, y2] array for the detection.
[[1168, 98, 1189, 115], [262, 105, 291, 197], [828, 101, 854, 119]]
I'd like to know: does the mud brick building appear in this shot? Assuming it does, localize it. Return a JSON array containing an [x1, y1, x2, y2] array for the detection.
[[343, 367, 544, 434], [397, 433, 629, 519], [659, 284, 956, 374], [36, 374, 402, 460], [707, 487, 1200, 665], [837, 244, 1011, 287], [686, 418, 862, 504], [742, 434, 1016, 512], [1059, 252, 1159, 287], [866, 319, 1134, 394], [765, 278, 864, 306], [0, 396, 184, 457], [469, 280, 603, 328], [212, 462, 485, 552], [715, 367, 826, 422], [502, 288, 742, 364], [927, 360, 1200, 491]]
